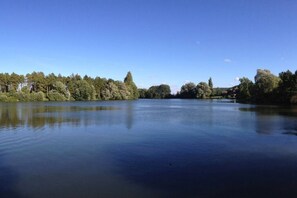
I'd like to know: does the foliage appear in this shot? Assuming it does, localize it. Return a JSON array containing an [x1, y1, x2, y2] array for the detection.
[[0, 73, 10, 92], [196, 82, 212, 99], [144, 84, 171, 99], [93, 77, 107, 99], [30, 91, 46, 101], [138, 89, 147, 98], [208, 77, 213, 95], [212, 87, 228, 97], [236, 69, 297, 104], [254, 69, 280, 93], [26, 72, 46, 93], [180, 82, 197, 98], [124, 71, 139, 99], [179, 81, 211, 99], [0, 71, 138, 102], [18, 93, 30, 102], [252, 69, 280, 103], [47, 81, 70, 101], [0, 93, 9, 102], [48, 91, 67, 101], [277, 70, 297, 104], [101, 81, 121, 100], [2, 69, 297, 105], [237, 77, 253, 101], [116, 81, 130, 100], [71, 80, 96, 101]]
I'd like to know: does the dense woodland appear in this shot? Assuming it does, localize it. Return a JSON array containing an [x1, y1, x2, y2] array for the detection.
[[0, 69, 296, 105], [236, 69, 297, 104], [139, 78, 226, 99], [139, 69, 297, 105], [0, 71, 138, 102]]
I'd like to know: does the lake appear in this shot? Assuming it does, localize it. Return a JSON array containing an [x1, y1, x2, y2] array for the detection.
[[1, 99, 297, 198]]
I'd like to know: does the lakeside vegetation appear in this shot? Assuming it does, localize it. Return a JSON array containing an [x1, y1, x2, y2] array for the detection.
[[0, 71, 138, 102], [237, 69, 297, 104], [139, 78, 234, 100], [0, 69, 296, 105], [139, 69, 297, 105]]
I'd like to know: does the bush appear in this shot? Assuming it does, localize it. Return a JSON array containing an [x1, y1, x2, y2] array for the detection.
[[0, 91, 46, 102], [16, 92, 30, 102], [0, 93, 8, 102], [30, 91, 46, 101], [0, 93, 20, 102], [48, 91, 67, 101]]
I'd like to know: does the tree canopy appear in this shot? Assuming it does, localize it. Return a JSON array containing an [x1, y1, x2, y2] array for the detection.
[[124, 71, 139, 99], [0, 71, 138, 102], [196, 82, 212, 99], [237, 69, 297, 104], [1, 68, 297, 105], [178, 81, 213, 99], [139, 84, 171, 99]]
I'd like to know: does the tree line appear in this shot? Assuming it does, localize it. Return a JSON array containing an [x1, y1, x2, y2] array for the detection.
[[236, 69, 297, 104], [138, 78, 218, 99], [1, 69, 296, 105], [139, 69, 297, 105], [0, 71, 138, 102]]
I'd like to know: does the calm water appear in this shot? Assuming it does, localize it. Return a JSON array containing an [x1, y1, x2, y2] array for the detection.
[[1, 99, 297, 198]]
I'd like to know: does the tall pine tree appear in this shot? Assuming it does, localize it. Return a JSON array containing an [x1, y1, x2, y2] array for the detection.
[[124, 71, 139, 99]]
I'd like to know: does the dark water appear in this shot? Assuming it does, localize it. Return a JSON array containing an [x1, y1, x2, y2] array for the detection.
[[1, 100, 297, 198]]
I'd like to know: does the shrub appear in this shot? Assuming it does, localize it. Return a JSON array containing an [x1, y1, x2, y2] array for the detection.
[[48, 91, 67, 101], [0, 93, 8, 102], [30, 91, 46, 101]]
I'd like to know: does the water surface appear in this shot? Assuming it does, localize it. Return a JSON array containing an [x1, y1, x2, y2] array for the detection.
[[1, 100, 297, 198]]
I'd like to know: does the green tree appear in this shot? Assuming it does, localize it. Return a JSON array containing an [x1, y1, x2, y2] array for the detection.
[[116, 81, 130, 100], [146, 86, 158, 98], [45, 73, 57, 95], [9, 72, 24, 92], [124, 71, 139, 99], [83, 75, 95, 86], [26, 72, 46, 93], [71, 80, 95, 101], [93, 77, 107, 100], [180, 82, 197, 98], [66, 74, 82, 99], [254, 69, 280, 93], [30, 91, 46, 101], [0, 71, 139, 102], [100, 81, 117, 100], [146, 84, 171, 99], [48, 81, 70, 101], [278, 70, 297, 104], [138, 88, 147, 98], [0, 73, 10, 92], [208, 77, 213, 95], [254, 69, 280, 103], [196, 82, 211, 99], [159, 84, 171, 98], [237, 77, 254, 101]]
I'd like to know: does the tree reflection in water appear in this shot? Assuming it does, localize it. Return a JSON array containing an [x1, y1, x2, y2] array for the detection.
[[0, 102, 134, 130]]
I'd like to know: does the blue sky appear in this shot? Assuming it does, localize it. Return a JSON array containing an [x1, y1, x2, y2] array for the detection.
[[0, 0, 296, 92]]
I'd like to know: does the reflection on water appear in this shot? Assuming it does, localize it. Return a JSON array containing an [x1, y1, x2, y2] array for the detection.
[[1, 100, 297, 198], [0, 102, 133, 129], [239, 106, 297, 117], [239, 106, 297, 135]]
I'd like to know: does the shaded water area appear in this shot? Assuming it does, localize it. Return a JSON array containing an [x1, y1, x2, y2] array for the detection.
[[1, 99, 297, 198]]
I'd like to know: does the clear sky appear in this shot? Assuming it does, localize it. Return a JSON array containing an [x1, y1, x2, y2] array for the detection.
[[0, 0, 296, 93]]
